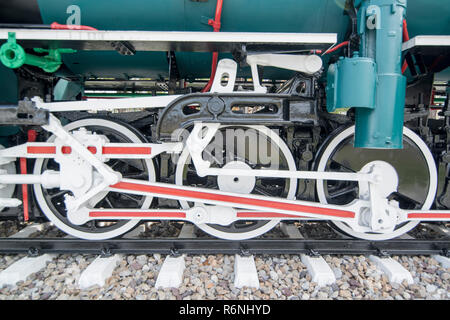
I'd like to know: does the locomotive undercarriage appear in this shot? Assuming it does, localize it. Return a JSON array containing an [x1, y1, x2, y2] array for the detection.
[[0, 64, 449, 242]]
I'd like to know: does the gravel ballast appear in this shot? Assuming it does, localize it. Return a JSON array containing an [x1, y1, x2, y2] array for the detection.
[[0, 221, 447, 300]]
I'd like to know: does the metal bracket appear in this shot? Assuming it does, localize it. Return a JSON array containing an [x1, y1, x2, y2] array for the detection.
[[375, 248, 390, 258], [170, 247, 181, 258], [246, 54, 322, 93], [27, 247, 40, 257], [110, 41, 136, 56], [0, 99, 49, 126], [101, 246, 113, 258], [308, 249, 321, 257], [239, 245, 251, 257]]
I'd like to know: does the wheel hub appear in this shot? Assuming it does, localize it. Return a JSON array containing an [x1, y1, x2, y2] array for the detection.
[[217, 161, 255, 194], [358, 160, 399, 200]]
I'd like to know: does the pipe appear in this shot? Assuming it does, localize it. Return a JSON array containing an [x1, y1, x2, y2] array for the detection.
[[50, 22, 97, 31], [0, 22, 97, 31], [323, 41, 350, 55], [201, 0, 224, 93], [401, 19, 409, 74]]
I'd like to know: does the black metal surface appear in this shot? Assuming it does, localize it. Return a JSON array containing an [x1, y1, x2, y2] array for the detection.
[[156, 93, 316, 140], [110, 41, 136, 56], [0, 237, 447, 256], [0, 99, 49, 125], [0, 1, 43, 24]]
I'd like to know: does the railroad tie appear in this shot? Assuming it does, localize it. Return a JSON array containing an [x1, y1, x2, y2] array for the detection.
[[0, 223, 55, 288], [154, 223, 196, 289]]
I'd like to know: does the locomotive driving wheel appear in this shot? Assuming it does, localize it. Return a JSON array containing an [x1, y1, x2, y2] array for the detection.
[[315, 125, 438, 240], [33, 118, 156, 240], [175, 125, 297, 240]]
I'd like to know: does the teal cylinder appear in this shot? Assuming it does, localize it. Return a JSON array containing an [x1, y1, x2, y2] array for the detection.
[[354, 74, 406, 148], [354, 0, 407, 149], [327, 53, 376, 112], [35, 0, 350, 79]]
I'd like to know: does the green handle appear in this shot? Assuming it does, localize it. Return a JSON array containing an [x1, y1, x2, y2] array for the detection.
[[0, 32, 76, 73]]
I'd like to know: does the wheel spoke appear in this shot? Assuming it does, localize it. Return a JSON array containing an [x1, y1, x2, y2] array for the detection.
[[327, 184, 358, 199], [329, 160, 356, 173], [49, 190, 69, 199], [103, 196, 114, 209], [253, 185, 276, 197]]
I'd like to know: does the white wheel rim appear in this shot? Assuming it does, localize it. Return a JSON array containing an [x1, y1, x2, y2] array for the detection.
[[316, 125, 438, 240], [175, 125, 297, 240], [0, 146, 16, 211], [33, 118, 156, 240]]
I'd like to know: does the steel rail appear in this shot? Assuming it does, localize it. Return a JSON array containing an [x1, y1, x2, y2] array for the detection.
[[0, 237, 447, 256]]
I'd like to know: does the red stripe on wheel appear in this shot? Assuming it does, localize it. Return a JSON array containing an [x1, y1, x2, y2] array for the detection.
[[102, 147, 151, 155], [89, 211, 186, 218], [407, 213, 450, 219], [111, 182, 354, 218], [27, 146, 56, 154]]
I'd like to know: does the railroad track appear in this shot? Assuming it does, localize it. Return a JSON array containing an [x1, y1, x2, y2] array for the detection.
[[0, 221, 448, 300]]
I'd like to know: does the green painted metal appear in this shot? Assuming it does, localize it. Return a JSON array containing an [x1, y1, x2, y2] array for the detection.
[[0, 61, 20, 142], [30, 0, 448, 80], [353, 0, 407, 149], [326, 52, 376, 113], [0, 32, 76, 73], [35, 0, 348, 79], [0, 64, 17, 104], [53, 78, 83, 101]]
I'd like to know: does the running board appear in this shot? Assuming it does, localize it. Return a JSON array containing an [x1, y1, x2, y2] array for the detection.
[[0, 29, 337, 53]]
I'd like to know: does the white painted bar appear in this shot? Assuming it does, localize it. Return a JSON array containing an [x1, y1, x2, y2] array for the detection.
[[369, 255, 414, 285], [154, 255, 186, 289], [233, 254, 260, 289], [300, 254, 336, 287], [78, 255, 122, 289], [0, 29, 337, 52], [154, 223, 195, 289], [403, 35, 450, 51], [432, 255, 450, 269], [0, 254, 53, 287]]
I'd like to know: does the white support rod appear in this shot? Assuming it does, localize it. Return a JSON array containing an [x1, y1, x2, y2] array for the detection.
[[83, 208, 312, 222], [0, 174, 43, 184], [197, 167, 375, 182], [32, 95, 182, 112], [0, 171, 60, 188], [70, 205, 315, 225]]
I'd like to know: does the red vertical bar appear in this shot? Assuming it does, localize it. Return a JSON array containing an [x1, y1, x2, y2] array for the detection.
[[21, 129, 37, 222], [20, 157, 29, 221]]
